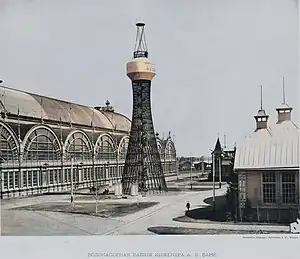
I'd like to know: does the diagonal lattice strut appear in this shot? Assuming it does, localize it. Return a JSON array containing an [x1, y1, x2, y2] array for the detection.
[[122, 80, 167, 195]]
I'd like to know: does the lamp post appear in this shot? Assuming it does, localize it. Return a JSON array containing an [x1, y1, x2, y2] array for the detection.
[[176, 157, 179, 180], [95, 159, 98, 214], [201, 156, 205, 177], [40, 162, 49, 189], [105, 161, 110, 191], [0, 156, 4, 199], [190, 154, 192, 190], [70, 157, 74, 208], [94, 151, 98, 214], [210, 149, 216, 212], [219, 154, 222, 189]]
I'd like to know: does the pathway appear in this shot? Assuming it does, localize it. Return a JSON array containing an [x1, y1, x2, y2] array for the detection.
[[1, 185, 290, 235]]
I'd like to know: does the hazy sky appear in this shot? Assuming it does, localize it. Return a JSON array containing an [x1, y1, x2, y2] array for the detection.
[[0, 0, 298, 157]]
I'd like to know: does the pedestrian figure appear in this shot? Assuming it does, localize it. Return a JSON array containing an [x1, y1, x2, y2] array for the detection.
[[186, 202, 190, 211]]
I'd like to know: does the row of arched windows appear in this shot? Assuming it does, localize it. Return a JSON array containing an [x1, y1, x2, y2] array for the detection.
[[1, 121, 178, 198], [0, 122, 129, 164], [0, 122, 176, 169]]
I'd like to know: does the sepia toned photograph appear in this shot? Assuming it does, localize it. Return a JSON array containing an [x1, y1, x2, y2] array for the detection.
[[0, 0, 299, 249]]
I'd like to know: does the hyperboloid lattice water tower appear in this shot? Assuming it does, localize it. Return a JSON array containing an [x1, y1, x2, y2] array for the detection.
[[122, 22, 167, 195]]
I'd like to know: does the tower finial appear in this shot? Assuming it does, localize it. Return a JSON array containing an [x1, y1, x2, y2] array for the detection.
[[133, 22, 148, 58], [260, 85, 263, 110], [254, 85, 269, 131], [282, 76, 286, 104]]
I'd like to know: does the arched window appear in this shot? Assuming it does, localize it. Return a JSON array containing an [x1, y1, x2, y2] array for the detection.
[[157, 141, 164, 159], [118, 136, 129, 160], [23, 126, 61, 162], [95, 135, 116, 161], [165, 141, 176, 161], [0, 122, 19, 163], [65, 130, 92, 160]]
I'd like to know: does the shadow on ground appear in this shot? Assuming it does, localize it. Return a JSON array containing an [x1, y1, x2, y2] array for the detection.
[[173, 196, 288, 226], [11, 202, 158, 218], [177, 195, 228, 222], [166, 187, 213, 192], [147, 226, 287, 235]]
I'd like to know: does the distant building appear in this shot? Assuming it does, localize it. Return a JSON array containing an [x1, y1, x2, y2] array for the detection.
[[179, 160, 192, 171], [178, 156, 203, 171], [194, 161, 210, 172], [156, 132, 177, 176], [234, 91, 299, 223], [209, 138, 235, 182]]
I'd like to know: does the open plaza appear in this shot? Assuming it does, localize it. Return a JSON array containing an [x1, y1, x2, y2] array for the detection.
[[0, 173, 290, 236]]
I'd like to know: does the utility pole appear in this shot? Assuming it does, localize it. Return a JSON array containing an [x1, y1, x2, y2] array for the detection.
[[212, 152, 215, 212], [190, 155, 192, 189], [95, 167, 98, 214], [219, 154, 222, 189], [0, 157, 3, 199], [201, 156, 204, 177], [70, 157, 74, 208]]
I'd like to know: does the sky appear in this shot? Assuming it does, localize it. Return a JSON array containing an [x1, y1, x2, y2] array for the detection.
[[0, 0, 298, 157]]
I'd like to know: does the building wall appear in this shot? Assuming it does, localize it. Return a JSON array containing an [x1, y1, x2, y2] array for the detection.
[[246, 171, 261, 206], [238, 169, 299, 223], [0, 120, 177, 199]]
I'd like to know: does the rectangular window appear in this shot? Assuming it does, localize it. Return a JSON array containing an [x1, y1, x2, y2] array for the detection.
[[27, 171, 32, 187], [49, 170, 53, 184], [117, 167, 121, 178], [118, 166, 122, 178], [109, 167, 113, 178], [53, 170, 57, 184], [82, 169, 86, 181], [87, 168, 90, 180], [64, 169, 68, 183], [15, 171, 19, 188], [262, 172, 276, 203], [68, 169, 71, 183], [9, 172, 14, 189], [282, 172, 296, 204], [3, 172, 8, 189], [89, 168, 92, 180], [32, 171, 38, 186], [22, 171, 27, 188], [57, 170, 61, 184], [100, 167, 104, 180]]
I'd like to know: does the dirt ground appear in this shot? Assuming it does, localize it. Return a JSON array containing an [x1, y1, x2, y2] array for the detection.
[[11, 201, 158, 218]]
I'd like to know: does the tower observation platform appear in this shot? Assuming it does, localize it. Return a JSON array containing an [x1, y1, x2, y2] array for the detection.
[[122, 23, 167, 195]]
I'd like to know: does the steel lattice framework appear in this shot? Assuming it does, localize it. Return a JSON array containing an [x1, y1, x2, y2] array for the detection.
[[122, 23, 167, 194]]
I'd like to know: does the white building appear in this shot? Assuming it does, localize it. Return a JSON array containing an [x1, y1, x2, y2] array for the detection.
[[234, 97, 299, 223]]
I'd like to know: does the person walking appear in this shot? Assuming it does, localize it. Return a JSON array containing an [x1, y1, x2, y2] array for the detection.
[[186, 202, 190, 211]]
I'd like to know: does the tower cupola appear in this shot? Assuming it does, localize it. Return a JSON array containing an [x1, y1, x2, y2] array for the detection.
[[254, 85, 269, 131], [126, 23, 156, 81], [276, 77, 293, 123]]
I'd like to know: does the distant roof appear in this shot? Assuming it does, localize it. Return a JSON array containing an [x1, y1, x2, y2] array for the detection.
[[256, 109, 267, 116], [0, 85, 131, 132], [213, 138, 222, 153], [234, 113, 299, 170], [276, 103, 293, 110]]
